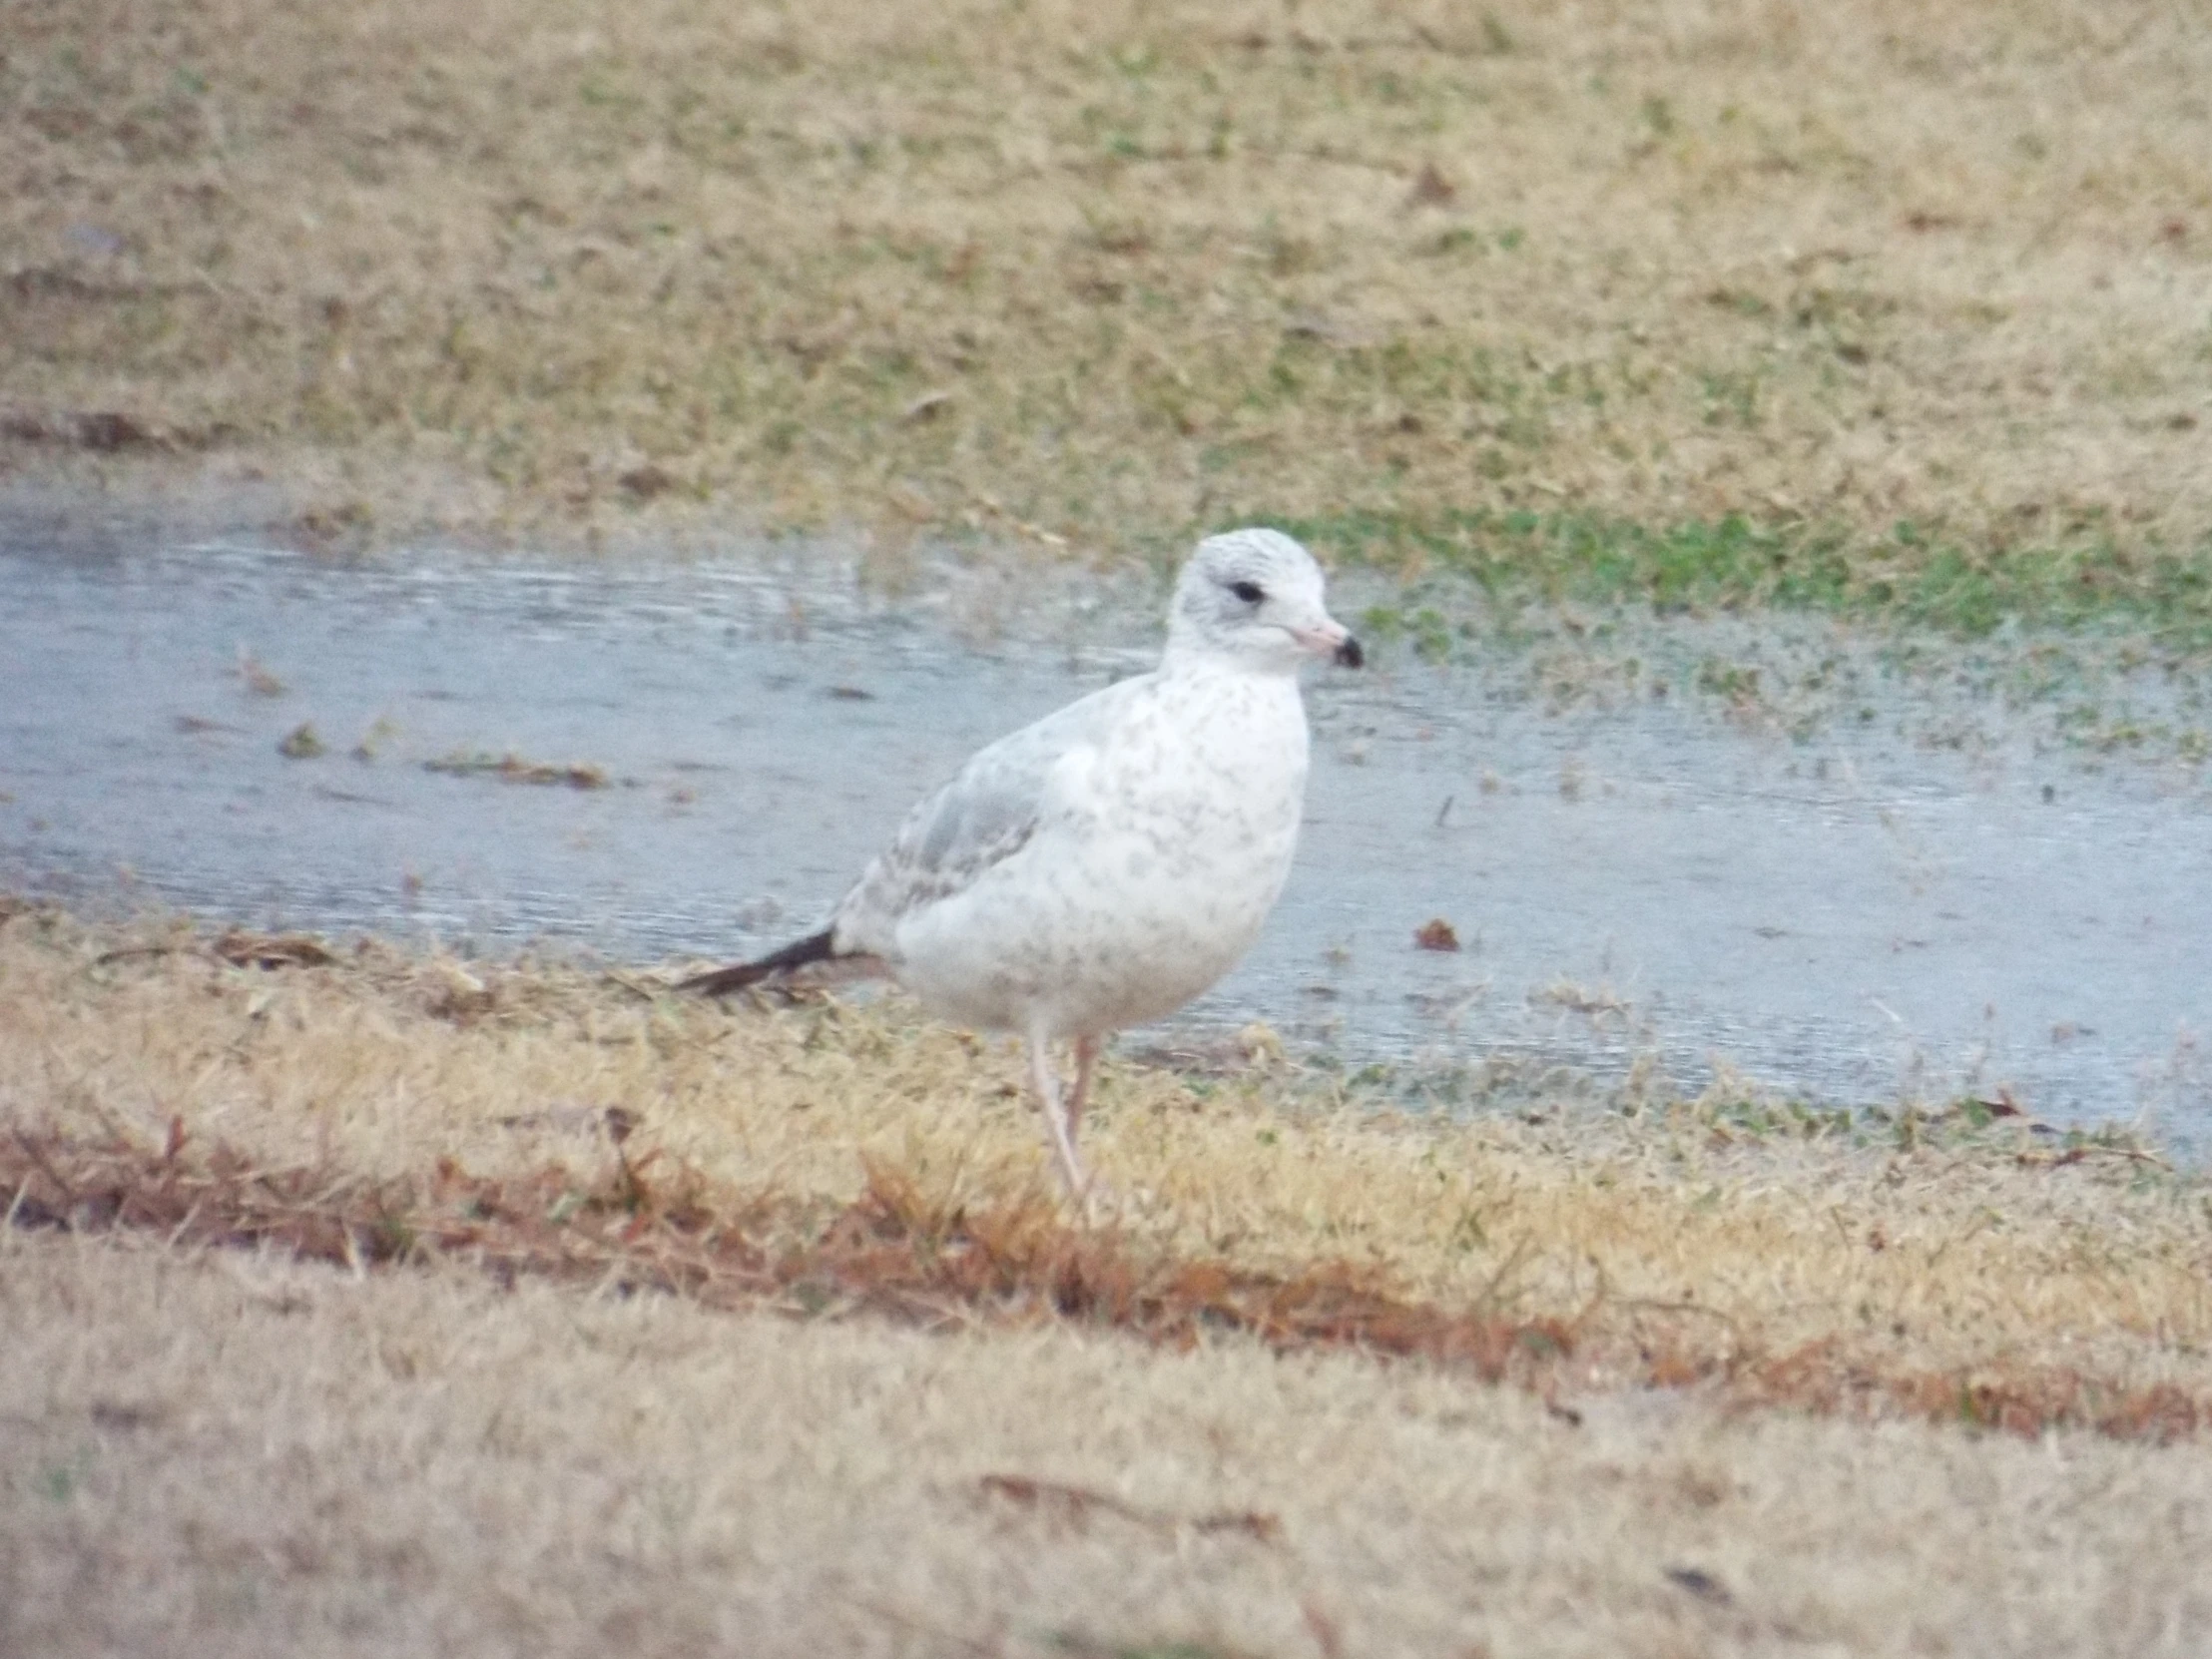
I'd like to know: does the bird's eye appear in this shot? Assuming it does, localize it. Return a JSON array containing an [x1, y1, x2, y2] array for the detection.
[[1229, 580, 1265, 604]]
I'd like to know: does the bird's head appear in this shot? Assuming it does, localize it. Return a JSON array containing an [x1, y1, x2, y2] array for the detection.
[[1166, 528, 1364, 674]]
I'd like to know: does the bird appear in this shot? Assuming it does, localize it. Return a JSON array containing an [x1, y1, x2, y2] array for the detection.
[[678, 527, 1362, 1201]]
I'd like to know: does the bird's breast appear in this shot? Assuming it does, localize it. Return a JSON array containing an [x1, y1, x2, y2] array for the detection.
[[890, 668, 1314, 1036], [1069, 671, 1310, 920], [1087, 672, 1309, 822]]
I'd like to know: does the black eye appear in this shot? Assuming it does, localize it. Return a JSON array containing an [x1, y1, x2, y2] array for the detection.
[[1229, 580, 1265, 604]]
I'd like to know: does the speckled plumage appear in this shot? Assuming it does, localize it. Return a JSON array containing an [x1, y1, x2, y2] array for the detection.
[[682, 527, 1361, 1200]]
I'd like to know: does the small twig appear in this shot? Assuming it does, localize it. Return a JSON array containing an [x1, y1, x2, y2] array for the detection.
[[599, 969, 663, 1003], [10, 1131, 76, 1207], [90, 944, 187, 967], [2018, 1144, 2174, 1173], [978, 1472, 1281, 1543], [163, 1199, 206, 1252], [1616, 1297, 1748, 1340], [1300, 1600, 1347, 1659], [1469, 1234, 1533, 1317], [1567, 1255, 1612, 1342]]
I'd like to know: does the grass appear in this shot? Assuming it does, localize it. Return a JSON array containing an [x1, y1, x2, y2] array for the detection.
[[4, 0, 2210, 642], [1289, 508, 2212, 651], [4, 903, 2212, 1650], [10, 1104, 2206, 1441], [7, 902, 2207, 1423], [12, 1231, 2212, 1657]]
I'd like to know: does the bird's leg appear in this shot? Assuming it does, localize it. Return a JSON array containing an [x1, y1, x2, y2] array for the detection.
[[1066, 1034, 1102, 1140], [1027, 1033, 1091, 1202]]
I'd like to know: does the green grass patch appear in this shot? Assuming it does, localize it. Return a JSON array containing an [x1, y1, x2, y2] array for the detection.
[[1257, 508, 2212, 651]]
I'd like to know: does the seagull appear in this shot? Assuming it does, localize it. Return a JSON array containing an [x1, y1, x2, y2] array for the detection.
[[679, 527, 1362, 1200]]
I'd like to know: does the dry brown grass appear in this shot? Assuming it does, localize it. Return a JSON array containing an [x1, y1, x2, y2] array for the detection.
[[11, 1116, 2211, 1446], [4, 0, 2208, 565], [6, 904, 2210, 1422], [9, 1234, 2211, 1658], [7, 904, 2212, 1650]]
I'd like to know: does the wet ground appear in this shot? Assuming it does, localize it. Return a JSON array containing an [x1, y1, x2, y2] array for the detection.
[[3, 513, 2208, 1140]]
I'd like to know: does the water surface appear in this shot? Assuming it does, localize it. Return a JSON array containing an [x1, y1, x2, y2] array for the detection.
[[2, 523, 2206, 1139]]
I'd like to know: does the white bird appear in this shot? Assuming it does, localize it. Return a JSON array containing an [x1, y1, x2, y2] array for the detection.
[[680, 527, 1362, 1199]]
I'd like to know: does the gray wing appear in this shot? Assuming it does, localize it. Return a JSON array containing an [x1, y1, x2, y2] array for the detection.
[[829, 672, 1153, 956]]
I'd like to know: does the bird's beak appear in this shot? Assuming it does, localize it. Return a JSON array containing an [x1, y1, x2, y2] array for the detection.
[[1291, 619, 1363, 668]]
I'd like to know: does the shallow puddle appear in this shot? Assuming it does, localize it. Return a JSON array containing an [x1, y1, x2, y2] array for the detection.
[[3, 521, 2207, 1140]]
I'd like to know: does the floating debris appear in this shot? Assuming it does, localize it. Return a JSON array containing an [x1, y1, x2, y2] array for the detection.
[[1414, 917, 1461, 952], [351, 716, 400, 761], [236, 649, 284, 697], [276, 722, 324, 759], [1533, 977, 1630, 1016], [424, 751, 609, 790]]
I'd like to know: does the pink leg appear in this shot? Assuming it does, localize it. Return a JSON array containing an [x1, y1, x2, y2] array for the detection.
[[1026, 1033, 1090, 1201], [1067, 1034, 1101, 1140]]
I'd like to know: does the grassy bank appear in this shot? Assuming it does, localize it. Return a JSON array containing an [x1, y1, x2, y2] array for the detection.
[[10, 902, 2209, 1421], [4, 0, 2209, 633], [4, 906, 2211, 1650]]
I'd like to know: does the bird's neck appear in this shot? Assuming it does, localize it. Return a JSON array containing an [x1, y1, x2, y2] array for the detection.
[[1157, 641, 1303, 681]]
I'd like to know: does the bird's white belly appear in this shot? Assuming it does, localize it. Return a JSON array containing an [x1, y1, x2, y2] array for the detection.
[[894, 814, 1298, 1035], [891, 673, 1309, 1037]]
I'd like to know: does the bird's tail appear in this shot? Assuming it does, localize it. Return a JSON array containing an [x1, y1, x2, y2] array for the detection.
[[675, 928, 837, 997]]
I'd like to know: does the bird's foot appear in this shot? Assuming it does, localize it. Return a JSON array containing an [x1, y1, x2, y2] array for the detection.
[[1065, 1172, 1122, 1227]]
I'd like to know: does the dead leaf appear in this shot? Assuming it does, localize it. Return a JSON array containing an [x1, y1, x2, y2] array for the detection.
[[900, 389, 955, 424], [1405, 161, 1456, 208], [1664, 1565, 1734, 1605], [618, 463, 679, 499], [211, 929, 335, 969]]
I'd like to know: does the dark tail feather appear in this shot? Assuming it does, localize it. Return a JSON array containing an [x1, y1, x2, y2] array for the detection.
[[676, 928, 837, 997]]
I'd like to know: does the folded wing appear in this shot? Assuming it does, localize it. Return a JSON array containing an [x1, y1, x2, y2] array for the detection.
[[830, 673, 1151, 958]]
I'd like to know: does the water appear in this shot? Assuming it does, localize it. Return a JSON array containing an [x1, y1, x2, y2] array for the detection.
[[3, 517, 2207, 1139]]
